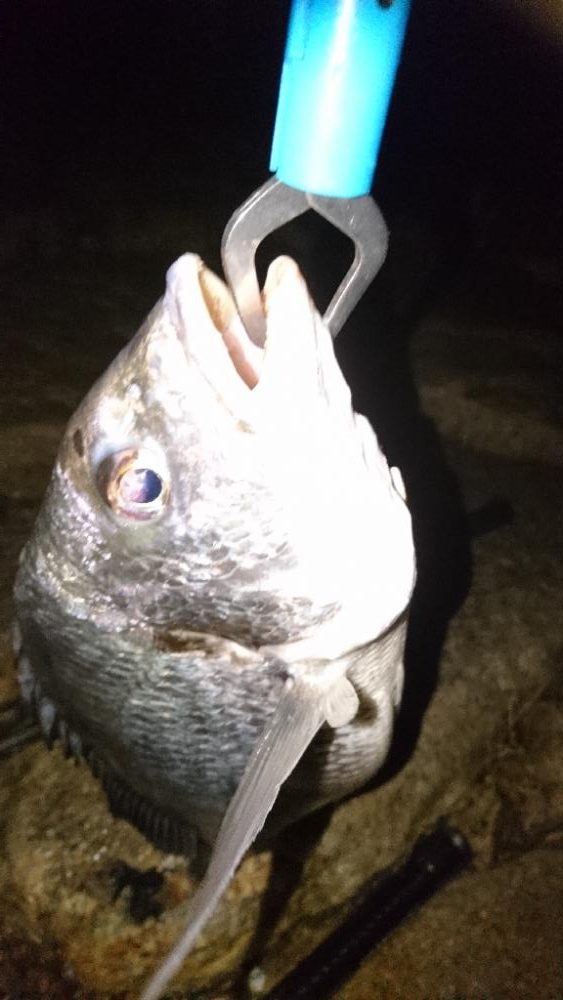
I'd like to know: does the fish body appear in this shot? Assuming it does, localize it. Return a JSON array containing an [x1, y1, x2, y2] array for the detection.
[[13, 254, 415, 858]]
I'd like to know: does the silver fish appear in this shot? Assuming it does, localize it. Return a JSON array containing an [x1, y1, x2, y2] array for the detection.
[[13, 254, 416, 997]]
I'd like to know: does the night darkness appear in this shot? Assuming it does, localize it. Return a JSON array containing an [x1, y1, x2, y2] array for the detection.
[[1, 2, 563, 998], [2, 1, 561, 422], [2, 2, 562, 222]]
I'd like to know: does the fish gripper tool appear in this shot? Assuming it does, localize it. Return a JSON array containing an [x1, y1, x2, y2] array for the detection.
[[222, 0, 413, 347]]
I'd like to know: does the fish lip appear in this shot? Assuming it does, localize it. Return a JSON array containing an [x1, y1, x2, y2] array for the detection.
[[165, 254, 264, 395], [164, 254, 317, 407]]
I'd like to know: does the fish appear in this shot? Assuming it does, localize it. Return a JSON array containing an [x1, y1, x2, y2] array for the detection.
[[13, 253, 416, 997]]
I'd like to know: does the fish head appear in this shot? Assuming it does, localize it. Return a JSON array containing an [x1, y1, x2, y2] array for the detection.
[[25, 254, 415, 650]]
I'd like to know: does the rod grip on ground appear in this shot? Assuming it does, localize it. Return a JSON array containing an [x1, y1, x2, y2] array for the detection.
[[264, 820, 472, 1000]]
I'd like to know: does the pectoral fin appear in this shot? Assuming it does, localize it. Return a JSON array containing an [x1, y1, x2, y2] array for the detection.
[[324, 675, 360, 728], [140, 675, 327, 1000]]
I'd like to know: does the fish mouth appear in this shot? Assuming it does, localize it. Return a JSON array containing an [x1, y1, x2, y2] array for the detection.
[[196, 264, 264, 390], [164, 254, 322, 411]]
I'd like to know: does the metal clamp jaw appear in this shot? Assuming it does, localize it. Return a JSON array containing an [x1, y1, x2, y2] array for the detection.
[[221, 177, 388, 346]]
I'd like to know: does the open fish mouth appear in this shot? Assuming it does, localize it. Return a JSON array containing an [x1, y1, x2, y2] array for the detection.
[[178, 256, 266, 390], [167, 253, 314, 383], [162, 253, 350, 429]]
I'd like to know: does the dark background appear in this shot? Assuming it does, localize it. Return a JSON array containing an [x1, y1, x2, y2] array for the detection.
[[2, 0, 561, 234]]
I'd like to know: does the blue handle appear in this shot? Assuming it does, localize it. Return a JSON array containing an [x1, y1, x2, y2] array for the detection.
[[270, 0, 412, 198]]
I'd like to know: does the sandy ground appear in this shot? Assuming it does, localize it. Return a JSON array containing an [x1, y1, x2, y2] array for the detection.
[[0, 193, 561, 998]]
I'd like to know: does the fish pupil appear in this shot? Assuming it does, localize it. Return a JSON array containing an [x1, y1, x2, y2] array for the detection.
[[119, 467, 162, 505]]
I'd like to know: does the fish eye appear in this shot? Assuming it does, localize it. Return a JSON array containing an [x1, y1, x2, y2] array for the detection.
[[97, 449, 169, 521]]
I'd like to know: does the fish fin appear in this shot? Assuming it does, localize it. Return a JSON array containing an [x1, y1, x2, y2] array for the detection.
[[324, 675, 360, 729], [98, 760, 198, 857], [140, 676, 327, 1000]]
